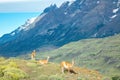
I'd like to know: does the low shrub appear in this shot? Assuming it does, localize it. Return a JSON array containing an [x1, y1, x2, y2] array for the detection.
[[49, 75, 65, 80], [112, 76, 120, 80], [3, 67, 28, 80], [0, 68, 4, 77], [0, 59, 28, 80], [77, 77, 86, 80], [0, 57, 5, 61], [38, 75, 49, 80], [8, 61, 18, 68]]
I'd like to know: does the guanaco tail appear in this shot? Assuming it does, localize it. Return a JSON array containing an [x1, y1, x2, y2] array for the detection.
[[38, 56, 50, 65]]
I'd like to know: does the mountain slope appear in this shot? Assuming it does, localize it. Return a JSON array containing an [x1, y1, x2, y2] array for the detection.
[[35, 34, 120, 77], [0, 0, 120, 56]]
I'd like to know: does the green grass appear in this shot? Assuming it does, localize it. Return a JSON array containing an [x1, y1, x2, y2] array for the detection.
[[0, 58, 106, 80]]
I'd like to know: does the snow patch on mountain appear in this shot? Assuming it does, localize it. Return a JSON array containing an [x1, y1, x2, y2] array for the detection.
[[18, 17, 37, 31], [12, 13, 46, 35], [29, 17, 36, 23], [35, 13, 46, 22], [64, 12, 67, 15], [70, 9, 80, 17], [110, 14, 117, 19], [113, 1, 116, 4], [113, 8, 119, 13], [79, 0, 85, 5], [68, 0, 75, 6], [97, 1, 100, 4], [10, 32, 15, 36]]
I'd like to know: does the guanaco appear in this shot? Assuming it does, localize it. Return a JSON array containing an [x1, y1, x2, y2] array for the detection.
[[31, 50, 36, 60], [60, 60, 76, 74], [38, 56, 50, 65]]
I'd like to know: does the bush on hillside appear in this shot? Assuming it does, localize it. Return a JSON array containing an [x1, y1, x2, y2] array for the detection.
[[0, 67, 4, 77], [3, 67, 28, 80], [0, 57, 5, 61], [8, 61, 18, 68], [112, 76, 120, 80], [0, 59, 28, 80]]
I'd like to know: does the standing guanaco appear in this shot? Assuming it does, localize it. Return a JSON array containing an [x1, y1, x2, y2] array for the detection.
[[38, 56, 50, 65], [31, 50, 36, 60], [60, 60, 75, 74]]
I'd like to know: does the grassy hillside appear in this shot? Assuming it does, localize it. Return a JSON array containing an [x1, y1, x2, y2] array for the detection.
[[35, 34, 120, 77], [0, 34, 120, 80], [0, 57, 107, 80]]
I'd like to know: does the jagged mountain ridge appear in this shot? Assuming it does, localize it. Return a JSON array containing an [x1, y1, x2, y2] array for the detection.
[[0, 0, 120, 56], [0, 17, 37, 44]]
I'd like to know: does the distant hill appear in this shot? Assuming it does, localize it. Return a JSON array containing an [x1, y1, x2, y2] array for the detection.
[[0, 0, 120, 56], [35, 33, 120, 77]]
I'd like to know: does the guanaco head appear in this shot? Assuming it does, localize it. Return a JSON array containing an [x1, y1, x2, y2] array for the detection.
[[32, 50, 36, 55], [33, 50, 35, 52]]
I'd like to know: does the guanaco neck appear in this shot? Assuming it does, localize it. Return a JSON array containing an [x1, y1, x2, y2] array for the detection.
[[72, 60, 74, 67], [47, 56, 49, 62]]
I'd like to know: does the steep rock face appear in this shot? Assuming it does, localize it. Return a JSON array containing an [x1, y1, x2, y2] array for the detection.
[[0, 0, 120, 56]]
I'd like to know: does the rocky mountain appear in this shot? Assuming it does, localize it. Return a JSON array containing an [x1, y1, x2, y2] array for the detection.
[[0, 0, 120, 56], [0, 17, 36, 45]]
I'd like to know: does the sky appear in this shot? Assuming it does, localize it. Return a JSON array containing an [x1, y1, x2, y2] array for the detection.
[[0, 0, 71, 37]]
